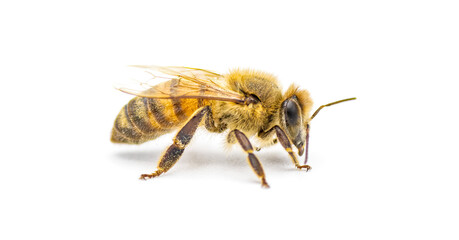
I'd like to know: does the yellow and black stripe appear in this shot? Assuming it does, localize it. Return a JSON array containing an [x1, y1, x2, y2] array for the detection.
[[111, 96, 205, 144]]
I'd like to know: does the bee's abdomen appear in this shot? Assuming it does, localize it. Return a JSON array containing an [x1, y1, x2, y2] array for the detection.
[[111, 97, 200, 144]]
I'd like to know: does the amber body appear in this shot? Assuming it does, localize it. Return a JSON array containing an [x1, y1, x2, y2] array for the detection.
[[111, 97, 205, 144], [112, 69, 312, 147]]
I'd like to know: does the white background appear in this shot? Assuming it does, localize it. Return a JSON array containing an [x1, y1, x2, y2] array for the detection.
[[1, 0, 458, 239]]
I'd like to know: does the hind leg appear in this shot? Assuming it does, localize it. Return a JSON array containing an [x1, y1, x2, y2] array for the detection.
[[140, 106, 210, 180]]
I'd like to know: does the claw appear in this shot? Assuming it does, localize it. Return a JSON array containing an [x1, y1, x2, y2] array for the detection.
[[139, 174, 152, 180], [296, 164, 311, 171], [261, 179, 270, 188], [139, 170, 163, 180]]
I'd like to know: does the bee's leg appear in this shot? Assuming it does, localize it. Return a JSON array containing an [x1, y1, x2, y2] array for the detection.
[[273, 126, 311, 171], [139, 106, 210, 180], [229, 129, 270, 188]]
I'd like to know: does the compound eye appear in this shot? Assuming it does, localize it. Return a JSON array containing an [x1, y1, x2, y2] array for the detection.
[[285, 99, 300, 126]]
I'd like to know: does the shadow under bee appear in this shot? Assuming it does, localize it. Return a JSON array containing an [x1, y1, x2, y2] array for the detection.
[[114, 150, 164, 163], [114, 148, 291, 171]]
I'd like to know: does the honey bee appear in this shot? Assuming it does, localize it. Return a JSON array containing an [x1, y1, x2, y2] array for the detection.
[[111, 66, 356, 188]]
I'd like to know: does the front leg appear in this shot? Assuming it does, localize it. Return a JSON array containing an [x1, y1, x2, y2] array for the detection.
[[273, 126, 311, 171]]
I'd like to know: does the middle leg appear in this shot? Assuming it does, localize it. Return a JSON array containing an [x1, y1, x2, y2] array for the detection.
[[229, 129, 270, 188]]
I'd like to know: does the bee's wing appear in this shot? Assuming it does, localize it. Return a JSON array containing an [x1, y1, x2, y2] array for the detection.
[[131, 65, 223, 81], [117, 66, 245, 103]]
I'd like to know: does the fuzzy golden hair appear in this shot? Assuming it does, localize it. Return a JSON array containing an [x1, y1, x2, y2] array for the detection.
[[226, 69, 282, 101], [209, 69, 284, 135], [283, 84, 314, 122]]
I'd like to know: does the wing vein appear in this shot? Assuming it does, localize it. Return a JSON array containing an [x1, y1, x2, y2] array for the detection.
[[117, 66, 245, 104]]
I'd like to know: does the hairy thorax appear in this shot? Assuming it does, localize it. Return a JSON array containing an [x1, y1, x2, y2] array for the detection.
[[209, 69, 284, 137]]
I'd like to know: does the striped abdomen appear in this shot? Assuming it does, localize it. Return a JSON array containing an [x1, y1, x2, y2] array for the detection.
[[111, 97, 205, 144]]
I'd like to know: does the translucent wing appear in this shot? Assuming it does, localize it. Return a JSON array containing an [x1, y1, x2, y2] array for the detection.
[[117, 66, 245, 103], [132, 65, 223, 82]]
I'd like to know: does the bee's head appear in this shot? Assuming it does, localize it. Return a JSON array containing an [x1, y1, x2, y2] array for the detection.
[[280, 84, 356, 164], [280, 85, 313, 157]]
